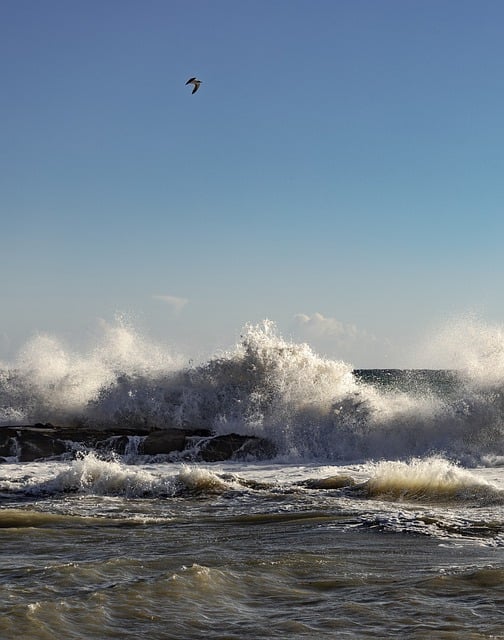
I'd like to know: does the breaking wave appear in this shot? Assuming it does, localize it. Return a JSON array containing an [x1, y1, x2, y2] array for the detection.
[[365, 456, 503, 503], [0, 318, 503, 464], [25, 453, 233, 498]]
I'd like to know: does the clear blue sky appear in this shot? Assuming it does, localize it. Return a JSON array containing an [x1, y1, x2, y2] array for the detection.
[[2, 0, 504, 367]]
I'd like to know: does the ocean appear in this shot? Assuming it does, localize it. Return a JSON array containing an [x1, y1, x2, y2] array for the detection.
[[0, 321, 503, 639]]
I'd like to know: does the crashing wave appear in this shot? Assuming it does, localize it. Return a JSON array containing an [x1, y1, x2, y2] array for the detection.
[[0, 318, 503, 463]]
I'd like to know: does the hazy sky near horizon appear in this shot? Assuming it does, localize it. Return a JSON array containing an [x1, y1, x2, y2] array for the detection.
[[2, 0, 504, 368]]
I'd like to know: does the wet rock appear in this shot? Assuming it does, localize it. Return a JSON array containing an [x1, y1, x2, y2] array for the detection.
[[0, 426, 67, 462], [198, 433, 276, 462], [142, 429, 188, 455], [0, 425, 276, 462], [17, 430, 67, 462], [0, 425, 149, 461], [0, 429, 14, 457]]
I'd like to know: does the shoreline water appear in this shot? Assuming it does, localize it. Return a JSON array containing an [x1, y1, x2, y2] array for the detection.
[[0, 326, 502, 637], [0, 456, 502, 639]]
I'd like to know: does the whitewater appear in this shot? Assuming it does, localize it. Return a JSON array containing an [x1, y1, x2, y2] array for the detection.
[[0, 320, 503, 639]]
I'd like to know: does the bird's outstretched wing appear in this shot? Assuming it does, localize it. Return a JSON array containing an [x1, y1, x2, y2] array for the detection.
[[185, 77, 201, 94]]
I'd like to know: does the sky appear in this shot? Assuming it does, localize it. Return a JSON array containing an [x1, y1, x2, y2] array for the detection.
[[2, 0, 504, 368]]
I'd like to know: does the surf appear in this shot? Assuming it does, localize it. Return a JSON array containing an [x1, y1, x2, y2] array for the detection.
[[0, 318, 502, 465]]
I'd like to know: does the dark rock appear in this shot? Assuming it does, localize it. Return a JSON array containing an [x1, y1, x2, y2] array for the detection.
[[0, 424, 276, 462], [99, 435, 131, 455], [142, 429, 188, 456], [0, 427, 63, 460], [239, 436, 277, 460], [198, 433, 276, 462], [55, 426, 151, 444], [17, 430, 67, 462], [0, 429, 14, 457]]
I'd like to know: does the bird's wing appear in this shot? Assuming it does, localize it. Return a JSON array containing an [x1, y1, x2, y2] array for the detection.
[[186, 77, 196, 85], [192, 83, 200, 94]]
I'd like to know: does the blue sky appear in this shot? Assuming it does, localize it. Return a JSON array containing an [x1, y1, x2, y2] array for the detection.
[[2, 0, 504, 367]]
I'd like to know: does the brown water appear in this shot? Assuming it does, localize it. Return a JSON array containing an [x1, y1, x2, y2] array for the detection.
[[0, 458, 503, 639]]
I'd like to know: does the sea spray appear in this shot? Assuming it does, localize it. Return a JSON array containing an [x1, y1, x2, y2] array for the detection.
[[176, 465, 230, 494], [26, 452, 167, 497], [0, 318, 503, 463], [418, 315, 504, 389], [78, 319, 360, 437], [365, 456, 501, 502], [0, 318, 182, 426], [24, 452, 234, 497]]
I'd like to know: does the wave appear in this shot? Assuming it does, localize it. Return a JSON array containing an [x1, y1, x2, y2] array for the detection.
[[24, 453, 234, 498], [0, 508, 133, 529], [364, 456, 503, 503], [1, 318, 503, 464], [15, 452, 504, 512]]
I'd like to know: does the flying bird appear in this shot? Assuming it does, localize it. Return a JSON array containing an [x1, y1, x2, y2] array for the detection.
[[185, 77, 201, 94]]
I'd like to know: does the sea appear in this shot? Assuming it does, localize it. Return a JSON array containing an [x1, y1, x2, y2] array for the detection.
[[0, 320, 503, 639]]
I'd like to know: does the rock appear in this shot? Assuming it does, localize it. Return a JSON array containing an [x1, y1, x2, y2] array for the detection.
[[142, 429, 188, 455], [95, 435, 131, 455], [0, 429, 14, 457], [0, 425, 276, 462], [17, 429, 67, 462], [198, 433, 276, 462]]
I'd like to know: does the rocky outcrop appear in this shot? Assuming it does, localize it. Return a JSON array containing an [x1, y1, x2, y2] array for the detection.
[[0, 424, 276, 463], [0, 426, 68, 462], [141, 428, 210, 456], [198, 433, 277, 462]]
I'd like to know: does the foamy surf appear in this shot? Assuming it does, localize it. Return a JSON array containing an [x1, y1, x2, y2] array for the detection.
[[25, 452, 169, 497], [21, 453, 237, 498], [1, 319, 503, 465], [364, 456, 503, 503]]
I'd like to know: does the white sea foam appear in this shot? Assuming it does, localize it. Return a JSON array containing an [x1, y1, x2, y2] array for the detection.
[[23, 453, 235, 498], [0, 317, 181, 426], [0, 318, 503, 464], [419, 315, 504, 388], [365, 456, 501, 502], [176, 465, 231, 493], [26, 452, 172, 497]]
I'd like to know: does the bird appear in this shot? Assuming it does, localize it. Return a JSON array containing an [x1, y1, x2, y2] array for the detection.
[[185, 77, 201, 94]]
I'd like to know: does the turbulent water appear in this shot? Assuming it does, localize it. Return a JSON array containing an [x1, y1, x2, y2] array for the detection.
[[0, 320, 503, 639]]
